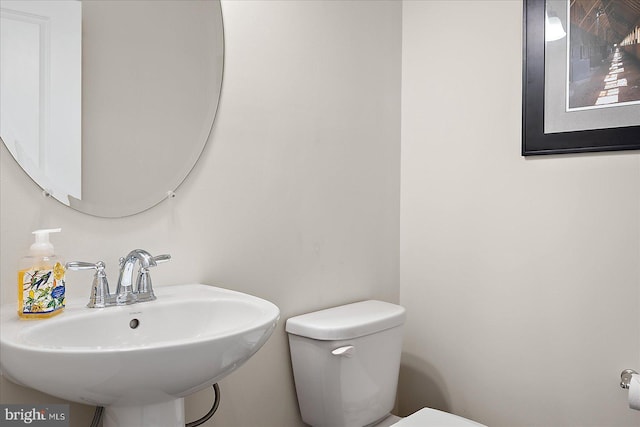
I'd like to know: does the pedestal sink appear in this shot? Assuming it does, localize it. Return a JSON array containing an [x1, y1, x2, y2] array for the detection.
[[0, 284, 280, 427]]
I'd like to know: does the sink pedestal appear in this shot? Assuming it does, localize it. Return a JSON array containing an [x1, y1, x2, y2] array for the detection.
[[103, 399, 185, 427]]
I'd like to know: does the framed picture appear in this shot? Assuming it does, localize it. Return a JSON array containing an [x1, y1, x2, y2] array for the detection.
[[522, 0, 640, 156]]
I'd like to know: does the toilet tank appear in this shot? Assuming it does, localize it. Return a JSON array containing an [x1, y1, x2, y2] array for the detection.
[[286, 300, 406, 427]]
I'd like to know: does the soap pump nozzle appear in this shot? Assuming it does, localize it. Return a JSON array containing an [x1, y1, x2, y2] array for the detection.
[[30, 228, 61, 256]]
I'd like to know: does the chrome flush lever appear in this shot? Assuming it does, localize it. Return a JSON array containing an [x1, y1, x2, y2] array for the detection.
[[331, 345, 355, 357]]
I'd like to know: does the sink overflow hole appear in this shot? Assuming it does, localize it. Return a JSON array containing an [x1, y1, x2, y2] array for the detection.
[[129, 319, 140, 329]]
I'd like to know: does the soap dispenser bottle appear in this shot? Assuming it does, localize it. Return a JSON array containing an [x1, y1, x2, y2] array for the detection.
[[18, 228, 66, 318]]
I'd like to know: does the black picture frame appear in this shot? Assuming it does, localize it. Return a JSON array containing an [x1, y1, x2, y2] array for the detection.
[[522, 0, 640, 156]]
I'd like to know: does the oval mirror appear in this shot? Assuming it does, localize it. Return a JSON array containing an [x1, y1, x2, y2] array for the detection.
[[0, 0, 223, 217]]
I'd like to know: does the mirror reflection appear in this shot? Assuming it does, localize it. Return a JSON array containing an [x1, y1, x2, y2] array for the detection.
[[0, 0, 224, 217]]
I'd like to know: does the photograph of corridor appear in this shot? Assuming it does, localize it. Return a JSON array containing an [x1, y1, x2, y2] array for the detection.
[[568, 0, 640, 110]]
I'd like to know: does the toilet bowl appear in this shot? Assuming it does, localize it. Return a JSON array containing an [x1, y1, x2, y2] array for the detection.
[[285, 300, 486, 427], [383, 408, 485, 426]]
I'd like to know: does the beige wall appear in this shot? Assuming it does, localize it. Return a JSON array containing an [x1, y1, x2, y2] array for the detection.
[[0, 1, 401, 426], [399, 1, 640, 427]]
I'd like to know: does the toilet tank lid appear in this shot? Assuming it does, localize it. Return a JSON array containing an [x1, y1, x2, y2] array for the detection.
[[285, 300, 405, 340]]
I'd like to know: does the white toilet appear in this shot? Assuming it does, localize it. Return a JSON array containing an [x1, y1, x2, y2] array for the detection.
[[286, 300, 486, 427]]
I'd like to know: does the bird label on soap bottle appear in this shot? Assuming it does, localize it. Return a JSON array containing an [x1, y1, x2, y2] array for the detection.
[[18, 262, 66, 318]]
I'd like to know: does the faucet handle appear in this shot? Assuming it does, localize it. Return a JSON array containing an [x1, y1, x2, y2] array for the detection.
[[152, 254, 171, 265], [136, 254, 171, 302], [65, 261, 113, 308], [66, 261, 101, 271]]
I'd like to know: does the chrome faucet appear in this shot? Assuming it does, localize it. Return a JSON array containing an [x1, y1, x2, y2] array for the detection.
[[116, 249, 171, 304], [66, 249, 171, 308]]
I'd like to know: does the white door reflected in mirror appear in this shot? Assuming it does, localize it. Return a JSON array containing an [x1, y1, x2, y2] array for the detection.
[[1, 0, 82, 204]]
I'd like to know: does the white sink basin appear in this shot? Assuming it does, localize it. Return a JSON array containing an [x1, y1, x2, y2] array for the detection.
[[0, 284, 280, 426]]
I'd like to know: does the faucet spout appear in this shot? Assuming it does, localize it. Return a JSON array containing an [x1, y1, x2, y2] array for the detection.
[[115, 249, 170, 305], [116, 249, 156, 305]]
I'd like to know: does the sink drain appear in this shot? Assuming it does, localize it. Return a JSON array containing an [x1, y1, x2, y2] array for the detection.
[[129, 318, 140, 329]]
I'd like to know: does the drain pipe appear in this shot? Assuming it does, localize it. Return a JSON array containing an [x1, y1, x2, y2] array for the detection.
[[186, 384, 221, 427], [89, 406, 103, 427]]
